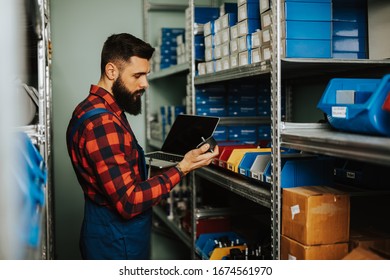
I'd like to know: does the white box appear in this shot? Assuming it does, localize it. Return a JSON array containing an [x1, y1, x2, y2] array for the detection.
[[238, 35, 250, 52], [205, 47, 213, 61], [198, 62, 206, 75], [252, 30, 262, 48], [206, 61, 215, 74], [214, 30, 222, 46], [239, 51, 250, 66], [230, 25, 239, 40], [221, 28, 230, 44], [260, 0, 271, 14], [261, 45, 271, 61], [251, 48, 262, 63], [238, 4, 248, 22], [204, 21, 213, 36], [230, 53, 239, 68], [221, 56, 230, 70], [214, 45, 222, 59], [261, 10, 272, 28], [214, 17, 222, 33], [262, 26, 271, 46], [222, 42, 230, 57], [215, 59, 223, 72], [205, 35, 213, 48], [230, 38, 239, 54]]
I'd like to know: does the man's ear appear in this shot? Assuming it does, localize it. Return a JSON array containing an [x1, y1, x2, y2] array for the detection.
[[105, 62, 118, 80]]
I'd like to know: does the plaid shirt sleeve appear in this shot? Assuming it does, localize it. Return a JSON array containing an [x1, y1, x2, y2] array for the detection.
[[81, 113, 182, 219]]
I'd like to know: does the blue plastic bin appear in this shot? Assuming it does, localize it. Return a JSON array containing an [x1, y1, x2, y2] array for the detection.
[[317, 74, 390, 136], [15, 132, 47, 248]]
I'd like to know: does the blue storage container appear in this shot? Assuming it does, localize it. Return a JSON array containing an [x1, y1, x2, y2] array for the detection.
[[284, 2, 332, 21], [317, 74, 390, 136], [284, 38, 331, 58], [16, 132, 47, 248], [195, 232, 245, 260], [285, 20, 331, 40], [280, 156, 334, 188], [238, 151, 270, 177]]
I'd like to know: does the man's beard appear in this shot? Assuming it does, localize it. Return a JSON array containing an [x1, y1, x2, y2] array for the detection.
[[112, 76, 144, 116]]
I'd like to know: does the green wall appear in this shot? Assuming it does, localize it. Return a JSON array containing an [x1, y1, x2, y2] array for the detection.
[[51, 0, 146, 259]]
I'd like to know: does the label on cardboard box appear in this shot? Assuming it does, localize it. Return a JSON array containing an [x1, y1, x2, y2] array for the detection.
[[290, 204, 300, 220]]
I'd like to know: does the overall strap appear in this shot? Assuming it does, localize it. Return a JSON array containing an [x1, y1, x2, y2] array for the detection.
[[69, 108, 111, 145], [68, 108, 147, 180]]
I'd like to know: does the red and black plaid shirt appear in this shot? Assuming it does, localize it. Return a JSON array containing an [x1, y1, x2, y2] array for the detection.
[[66, 85, 182, 219]]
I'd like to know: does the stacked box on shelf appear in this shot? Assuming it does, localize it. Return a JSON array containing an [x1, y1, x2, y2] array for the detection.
[[281, 186, 350, 260], [201, 5, 238, 74], [154, 28, 185, 70], [176, 33, 186, 65], [332, 0, 368, 59], [187, 6, 220, 74], [237, 0, 260, 66], [258, 0, 272, 62], [195, 84, 227, 117], [282, 0, 332, 58]]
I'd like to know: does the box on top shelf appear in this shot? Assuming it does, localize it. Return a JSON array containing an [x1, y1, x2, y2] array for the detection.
[[317, 74, 390, 136], [282, 186, 350, 246], [193, 7, 219, 24], [220, 2, 238, 16], [221, 13, 238, 29], [260, 0, 271, 14], [284, 1, 332, 21], [238, 19, 261, 37], [238, 2, 260, 22]]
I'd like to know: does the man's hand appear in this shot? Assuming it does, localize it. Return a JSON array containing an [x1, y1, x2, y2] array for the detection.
[[176, 144, 219, 176]]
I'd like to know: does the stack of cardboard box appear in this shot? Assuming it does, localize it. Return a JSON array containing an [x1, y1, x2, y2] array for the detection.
[[281, 186, 350, 260]]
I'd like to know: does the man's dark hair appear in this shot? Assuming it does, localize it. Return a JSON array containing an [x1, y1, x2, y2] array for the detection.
[[100, 33, 155, 75]]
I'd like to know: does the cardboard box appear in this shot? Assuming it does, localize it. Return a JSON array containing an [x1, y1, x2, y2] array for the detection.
[[349, 228, 390, 254], [281, 235, 349, 260], [282, 186, 350, 245], [342, 246, 386, 260]]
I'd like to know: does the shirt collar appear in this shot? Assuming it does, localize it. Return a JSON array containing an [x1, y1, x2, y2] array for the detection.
[[89, 84, 124, 116]]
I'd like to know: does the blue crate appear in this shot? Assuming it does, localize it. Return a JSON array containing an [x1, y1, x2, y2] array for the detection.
[[317, 74, 390, 136], [285, 20, 331, 40], [213, 126, 228, 141], [16, 132, 47, 248], [281, 156, 334, 188], [238, 151, 270, 177], [195, 232, 246, 260], [196, 105, 227, 117], [228, 104, 257, 117], [284, 39, 331, 58], [284, 2, 332, 21]]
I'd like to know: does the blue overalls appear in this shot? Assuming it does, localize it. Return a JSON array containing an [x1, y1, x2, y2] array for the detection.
[[69, 108, 151, 260]]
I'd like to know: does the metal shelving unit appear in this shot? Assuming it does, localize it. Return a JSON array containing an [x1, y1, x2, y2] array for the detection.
[[281, 122, 390, 167], [145, 0, 390, 261], [194, 167, 271, 208], [8, 0, 54, 260]]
